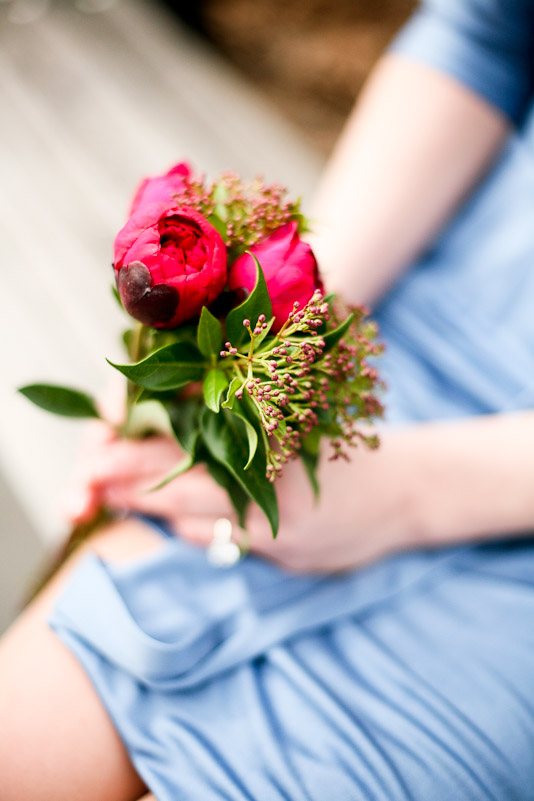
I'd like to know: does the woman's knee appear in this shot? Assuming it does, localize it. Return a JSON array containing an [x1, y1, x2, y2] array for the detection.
[[0, 518, 157, 801]]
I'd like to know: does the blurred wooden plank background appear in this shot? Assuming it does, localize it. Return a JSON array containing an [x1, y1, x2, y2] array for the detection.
[[0, 0, 322, 630]]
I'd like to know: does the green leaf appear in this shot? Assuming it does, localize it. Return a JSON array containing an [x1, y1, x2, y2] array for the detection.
[[111, 283, 123, 310], [205, 458, 250, 529], [313, 293, 335, 336], [122, 399, 174, 438], [322, 312, 354, 353], [293, 211, 312, 235], [148, 453, 195, 491], [215, 202, 229, 222], [206, 214, 227, 239], [301, 427, 321, 501], [253, 316, 276, 350], [203, 368, 229, 413], [225, 255, 272, 348], [300, 449, 320, 500], [197, 306, 223, 361], [122, 328, 134, 355], [221, 376, 243, 409], [164, 397, 202, 455], [212, 181, 229, 204], [107, 342, 204, 391], [18, 384, 101, 419], [302, 424, 321, 456], [201, 408, 279, 536], [228, 401, 258, 469], [151, 325, 198, 349]]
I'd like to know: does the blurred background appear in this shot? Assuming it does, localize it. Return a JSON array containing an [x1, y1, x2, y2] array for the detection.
[[0, 0, 413, 632]]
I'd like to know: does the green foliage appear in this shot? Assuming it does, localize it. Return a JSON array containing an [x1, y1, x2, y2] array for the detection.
[[148, 453, 195, 491], [108, 342, 205, 391], [164, 396, 202, 455], [322, 312, 354, 353], [197, 306, 223, 361], [206, 214, 227, 239], [300, 427, 321, 500], [200, 408, 279, 536], [252, 316, 276, 350], [122, 399, 174, 438], [111, 283, 123, 311], [228, 394, 259, 469], [222, 376, 243, 409], [18, 384, 101, 419], [225, 256, 272, 348], [203, 368, 229, 413], [205, 459, 250, 529]]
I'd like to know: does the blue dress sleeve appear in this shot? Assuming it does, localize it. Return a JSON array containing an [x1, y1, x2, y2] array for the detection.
[[390, 0, 534, 125]]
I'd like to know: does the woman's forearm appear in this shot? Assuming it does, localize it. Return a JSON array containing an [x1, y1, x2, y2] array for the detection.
[[404, 412, 534, 547], [309, 54, 510, 305]]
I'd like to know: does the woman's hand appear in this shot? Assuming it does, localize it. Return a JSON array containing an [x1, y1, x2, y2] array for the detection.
[[63, 411, 534, 573], [62, 421, 416, 572]]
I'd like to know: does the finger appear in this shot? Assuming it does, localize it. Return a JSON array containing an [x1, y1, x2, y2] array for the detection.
[[96, 376, 128, 426], [98, 467, 232, 522], [62, 433, 179, 525], [60, 484, 103, 527], [60, 421, 117, 524], [173, 516, 215, 546], [87, 437, 182, 485]]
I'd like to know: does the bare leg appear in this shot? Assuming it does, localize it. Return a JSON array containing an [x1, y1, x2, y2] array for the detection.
[[0, 517, 167, 801]]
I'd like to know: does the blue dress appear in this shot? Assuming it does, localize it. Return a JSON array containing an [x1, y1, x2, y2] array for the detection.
[[49, 2, 534, 798]]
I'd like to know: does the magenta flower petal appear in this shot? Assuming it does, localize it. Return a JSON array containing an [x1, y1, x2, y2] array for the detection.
[[228, 221, 323, 331], [128, 161, 192, 216], [114, 205, 227, 328]]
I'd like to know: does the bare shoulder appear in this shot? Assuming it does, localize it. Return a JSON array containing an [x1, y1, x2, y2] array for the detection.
[[0, 517, 164, 801]]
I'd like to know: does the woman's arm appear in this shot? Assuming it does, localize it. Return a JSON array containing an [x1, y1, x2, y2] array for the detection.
[[309, 53, 510, 304], [404, 411, 534, 547], [169, 411, 534, 572]]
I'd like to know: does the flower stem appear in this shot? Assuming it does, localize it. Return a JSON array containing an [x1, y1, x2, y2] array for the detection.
[[124, 322, 146, 430]]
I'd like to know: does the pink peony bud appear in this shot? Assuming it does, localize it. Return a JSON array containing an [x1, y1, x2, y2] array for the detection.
[[228, 221, 323, 332], [128, 162, 191, 216], [114, 203, 227, 329]]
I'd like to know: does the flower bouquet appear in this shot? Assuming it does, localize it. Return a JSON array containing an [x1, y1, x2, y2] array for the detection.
[[20, 162, 383, 547]]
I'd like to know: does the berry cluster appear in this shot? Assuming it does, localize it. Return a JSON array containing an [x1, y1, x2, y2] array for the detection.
[[219, 291, 383, 480], [171, 171, 305, 258]]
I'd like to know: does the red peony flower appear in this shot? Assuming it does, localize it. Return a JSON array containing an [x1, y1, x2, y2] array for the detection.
[[114, 204, 227, 328], [128, 162, 191, 216], [228, 221, 323, 331]]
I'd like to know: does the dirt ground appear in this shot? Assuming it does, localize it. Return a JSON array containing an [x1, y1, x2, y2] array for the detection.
[[192, 0, 416, 154]]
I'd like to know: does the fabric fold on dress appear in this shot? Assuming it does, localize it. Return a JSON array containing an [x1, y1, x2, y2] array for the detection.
[[50, 538, 464, 691]]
